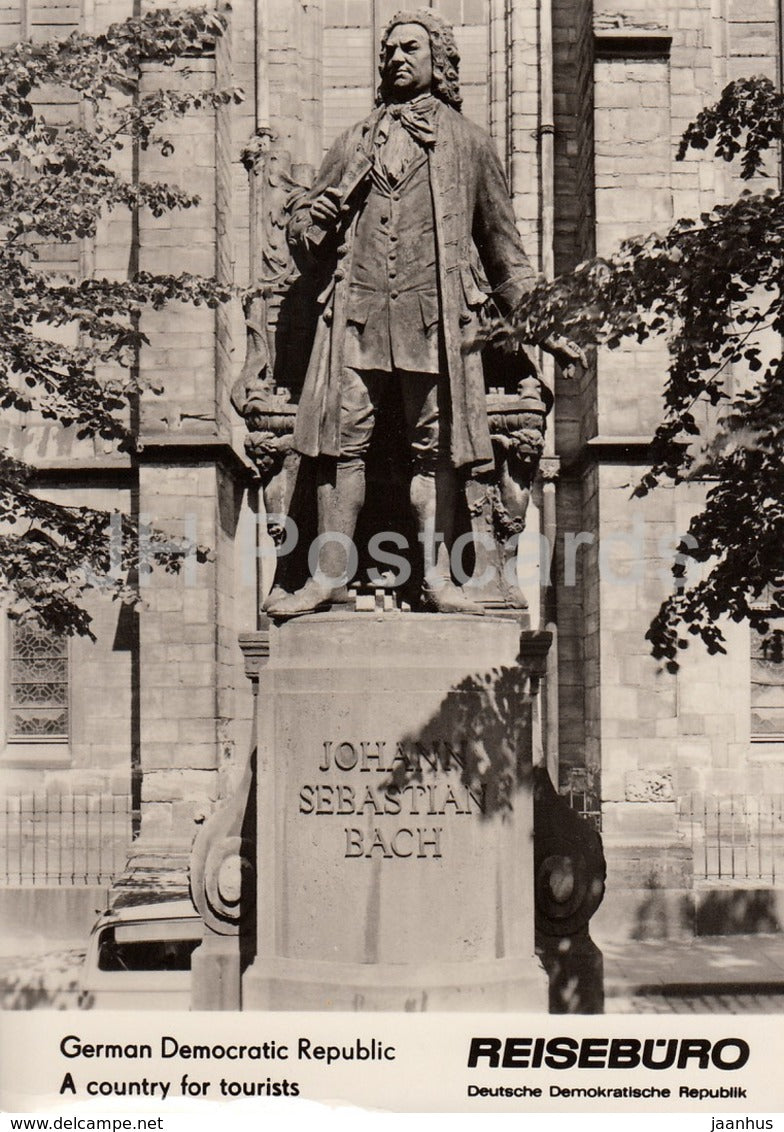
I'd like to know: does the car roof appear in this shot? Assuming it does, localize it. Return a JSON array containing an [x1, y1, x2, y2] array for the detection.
[[95, 898, 200, 928]]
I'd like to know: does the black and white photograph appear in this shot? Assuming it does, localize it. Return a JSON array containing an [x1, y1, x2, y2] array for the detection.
[[0, 0, 783, 1117]]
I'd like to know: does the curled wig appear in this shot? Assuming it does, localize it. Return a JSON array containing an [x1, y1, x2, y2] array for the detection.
[[376, 9, 462, 111]]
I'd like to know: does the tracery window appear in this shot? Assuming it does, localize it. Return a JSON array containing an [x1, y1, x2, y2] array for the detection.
[[6, 621, 69, 741]]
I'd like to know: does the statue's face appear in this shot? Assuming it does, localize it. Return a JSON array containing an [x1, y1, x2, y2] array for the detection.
[[383, 22, 433, 99]]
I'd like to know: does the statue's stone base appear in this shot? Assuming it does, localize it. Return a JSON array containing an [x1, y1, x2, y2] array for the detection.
[[191, 933, 242, 1010], [240, 611, 549, 1012], [244, 955, 547, 1011]]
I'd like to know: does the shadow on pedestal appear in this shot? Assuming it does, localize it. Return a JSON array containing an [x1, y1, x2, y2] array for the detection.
[[188, 621, 607, 1013], [187, 764, 608, 1013]]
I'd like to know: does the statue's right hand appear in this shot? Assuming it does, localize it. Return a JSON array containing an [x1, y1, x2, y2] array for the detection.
[[310, 186, 342, 226]]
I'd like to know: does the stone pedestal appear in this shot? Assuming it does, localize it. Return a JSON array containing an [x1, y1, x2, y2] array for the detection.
[[241, 611, 550, 1011]]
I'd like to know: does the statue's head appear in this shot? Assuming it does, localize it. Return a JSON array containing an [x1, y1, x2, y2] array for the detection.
[[376, 9, 462, 111]]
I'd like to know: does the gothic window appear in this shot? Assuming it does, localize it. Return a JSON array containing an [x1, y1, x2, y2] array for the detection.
[[6, 621, 69, 742]]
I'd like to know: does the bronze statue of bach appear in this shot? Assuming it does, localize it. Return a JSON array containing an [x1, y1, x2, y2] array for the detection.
[[264, 9, 583, 616]]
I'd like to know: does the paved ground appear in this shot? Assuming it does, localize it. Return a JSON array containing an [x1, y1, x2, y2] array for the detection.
[[0, 945, 84, 1009], [600, 933, 784, 1013], [609, 991, 784, 1013], [3, 931, 784, 1012]]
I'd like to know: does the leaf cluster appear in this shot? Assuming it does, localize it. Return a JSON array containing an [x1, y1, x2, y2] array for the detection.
[[493, 77, 784, 665], [0, 10, 242, 634]]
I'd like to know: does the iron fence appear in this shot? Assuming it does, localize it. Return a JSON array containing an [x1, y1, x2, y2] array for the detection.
[[680, 793, 784, 884], [560, 776, 602, 832], [0, 793, 131, 885]]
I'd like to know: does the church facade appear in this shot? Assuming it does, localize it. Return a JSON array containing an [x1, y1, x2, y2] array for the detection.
[[1, 0, 782, 945]]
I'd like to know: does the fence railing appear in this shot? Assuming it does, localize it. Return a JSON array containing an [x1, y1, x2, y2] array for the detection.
[[559, 777, 602, 832], [0, 793, 131, 886], [680, 793, 784, 884]]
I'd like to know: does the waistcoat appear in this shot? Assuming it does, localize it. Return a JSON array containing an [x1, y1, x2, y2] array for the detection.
[[344, 143, 440, 374]]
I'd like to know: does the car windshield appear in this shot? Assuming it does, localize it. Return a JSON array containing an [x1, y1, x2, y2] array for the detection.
[[97, 924, 201, 972]]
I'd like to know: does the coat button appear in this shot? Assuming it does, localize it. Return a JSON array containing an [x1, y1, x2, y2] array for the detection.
[[390, 290, 399, 299]]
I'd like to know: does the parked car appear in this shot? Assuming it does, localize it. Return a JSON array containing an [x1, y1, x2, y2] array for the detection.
[[79, 898, 203, 1009]]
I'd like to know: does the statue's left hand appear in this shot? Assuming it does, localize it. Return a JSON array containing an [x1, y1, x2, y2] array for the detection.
[[542, 335, 587, 379]]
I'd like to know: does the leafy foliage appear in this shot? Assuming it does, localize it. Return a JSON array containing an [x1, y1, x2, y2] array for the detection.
[[493, 76, 784, 668], [0, 9, 243, 635]]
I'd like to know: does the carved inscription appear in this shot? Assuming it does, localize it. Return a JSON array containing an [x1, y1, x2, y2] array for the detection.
[[297, 739, 486, 860]]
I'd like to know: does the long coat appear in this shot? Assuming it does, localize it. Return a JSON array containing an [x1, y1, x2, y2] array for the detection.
[[288, 100, 537, 471]]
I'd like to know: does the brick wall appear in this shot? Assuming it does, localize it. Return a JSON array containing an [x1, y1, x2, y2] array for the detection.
[[583, 0, 779, 804], [268, 0, 323, 166], [0, 0, 260, 847], [549, 0, 784, 933], [322, 0, 491, 152]]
